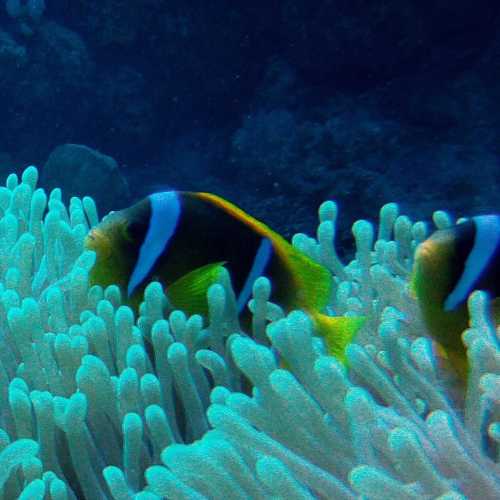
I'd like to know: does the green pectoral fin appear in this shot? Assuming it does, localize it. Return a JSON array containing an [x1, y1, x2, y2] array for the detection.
[[313, 313, 366, 363], [167, 262, 226, 316]]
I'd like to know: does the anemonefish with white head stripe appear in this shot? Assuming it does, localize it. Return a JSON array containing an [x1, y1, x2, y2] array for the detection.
[[85, 191, 365, 361], [411, 214, 500, 380]]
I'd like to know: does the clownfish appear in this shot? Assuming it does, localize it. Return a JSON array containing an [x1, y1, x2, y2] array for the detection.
[[85, 191, 365, 361], [411, 215, 500, 380]]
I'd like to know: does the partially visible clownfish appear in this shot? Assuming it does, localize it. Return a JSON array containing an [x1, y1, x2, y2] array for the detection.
[[411, 214, 500, 381], [85, 191, 365, 361]]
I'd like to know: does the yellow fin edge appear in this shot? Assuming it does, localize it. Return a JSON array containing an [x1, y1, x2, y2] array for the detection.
[[312, 313, 366, 363]]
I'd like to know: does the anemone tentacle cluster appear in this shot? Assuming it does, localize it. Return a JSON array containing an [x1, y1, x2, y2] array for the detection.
[[0, 166, 498, 499]]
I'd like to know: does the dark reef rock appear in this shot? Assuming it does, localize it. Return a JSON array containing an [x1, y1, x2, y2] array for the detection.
[[0, 20, 95, 162], [91, 66, 156, 158], [0, 1, 499, 242], [0, 29, 28, 67], [278, 1, 499, 88], [36, 21, 94, 86], [41, 144, 130, 216], [62, 1, 160, 48]]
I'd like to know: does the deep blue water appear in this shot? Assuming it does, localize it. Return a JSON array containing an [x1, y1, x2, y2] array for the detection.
[[1, 1, 499, 247]]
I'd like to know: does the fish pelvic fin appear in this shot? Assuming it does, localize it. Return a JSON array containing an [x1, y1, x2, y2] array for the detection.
[[167, 262, 226, 316], [312, 313, 366, 363]]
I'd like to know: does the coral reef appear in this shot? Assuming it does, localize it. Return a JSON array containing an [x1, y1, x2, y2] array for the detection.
[[1, 2, 500, 236], [0, 166, 498, 498]]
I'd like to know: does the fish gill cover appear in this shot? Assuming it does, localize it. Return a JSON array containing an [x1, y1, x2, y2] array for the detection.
[[0, 166, 497, 498]]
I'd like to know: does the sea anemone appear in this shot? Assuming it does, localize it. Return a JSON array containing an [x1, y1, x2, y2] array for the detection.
[[0, 166, 498, 499]]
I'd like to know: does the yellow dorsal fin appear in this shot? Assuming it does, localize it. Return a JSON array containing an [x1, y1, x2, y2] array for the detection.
[[312, 313, 366, 363], [194, 192, 285, 243], [193, 191, 332, 310], [167, 262, 226, 316]]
